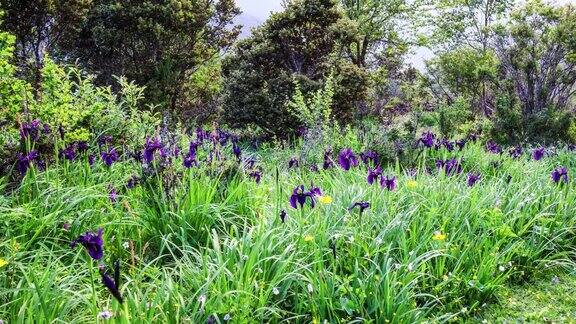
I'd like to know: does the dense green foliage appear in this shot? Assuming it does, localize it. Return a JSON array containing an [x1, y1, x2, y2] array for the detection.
[[222, 0, 369, 136]]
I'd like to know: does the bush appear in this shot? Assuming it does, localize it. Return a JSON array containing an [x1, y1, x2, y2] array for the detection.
[[221, 0, 368, 137]]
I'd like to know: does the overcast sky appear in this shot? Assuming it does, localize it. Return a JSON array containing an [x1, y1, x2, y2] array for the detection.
[[237, 0, 284, 19]]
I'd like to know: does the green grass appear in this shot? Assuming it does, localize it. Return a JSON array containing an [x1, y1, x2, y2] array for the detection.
[[481, 272, 576, 322], [1, 138, 575, 323]]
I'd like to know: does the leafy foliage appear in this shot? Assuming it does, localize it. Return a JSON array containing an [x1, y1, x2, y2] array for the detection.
[[222, 0, 369, 136]]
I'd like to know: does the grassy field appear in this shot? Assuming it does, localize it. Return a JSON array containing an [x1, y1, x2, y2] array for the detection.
[[1, 132, 575, 323]]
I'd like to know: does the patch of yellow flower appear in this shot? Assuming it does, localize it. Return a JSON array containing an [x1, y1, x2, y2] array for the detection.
[[406, 180, 418, 189], [0, 258, 8, 268], [432, 231, 447, 241], [318, 195, 333, 205], [303, 235, 314, 242]]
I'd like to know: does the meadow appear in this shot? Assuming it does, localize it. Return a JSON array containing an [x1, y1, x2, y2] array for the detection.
[[1, 125, 574, 323]]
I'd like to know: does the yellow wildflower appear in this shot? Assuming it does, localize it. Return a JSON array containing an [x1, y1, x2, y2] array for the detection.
[[0, 258, 8, 268], [303, 235, 314, 242], [432, 231, 447, 241], [406, 180, 418, 189], [318, 195, 333, 205]]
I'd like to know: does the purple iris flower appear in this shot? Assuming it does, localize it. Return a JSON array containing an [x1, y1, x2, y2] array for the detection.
[[101, 148, 119, 167], [88, 154, 96, 166], [486, 140, 502, 154], [437, 159, 462, 175], [310, 164, 319, 173], [288, 157, 300, 169], [143, 137, 163, 163], [126, 176, 139, 189], [77, 141, 89, 153], [367, 166, 382, 185], [245, 158, 256, 170], [99, 261, 123, 303], [20, 119, 41, 141], [60, 145, 77, 161], [350, 201, 370, 214], [323, 150, 334, 169], [42, 123, 51, 134], [249, 170, 262, 184], [338, 148, 358, 171], [509, 146, 523, 159], [232, 143, 241, 161], [467, 173, 481, 187], [280, 210, 287, 223], [468, 133, 478, 142], [16, 150, 39, 174], [109, 186, 118, 203], [444, 159, 462, 175], [36, 159, 46, 171], [20, 119, 40, 141], [419, 131, 435, 148], [455, 139, 467, 151], [380, 175, 397, 191], [289, 185, 320, 209], [70, 228, 104, 260], [551, 167, 569, 184], [443, 139, 454, 152], [360, 150, 379, 166], [183, 152, 198, 168], [532, 148, 545, 161], [98, 135, 113, 146]]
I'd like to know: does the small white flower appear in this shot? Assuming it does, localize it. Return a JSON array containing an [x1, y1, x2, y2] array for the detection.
[[242, 254, 249, 260], [499, 265, 506, 272], [254, 281, 259, 289], [468, 280, 475, 287], [349, 235, 354, 243], [408, 250, 415, 256], [394, 263, 401, 270], [198, 294, 207, 311], [224, 314, 231, 321], [551, 276, 560, 285], [375, 237, 383, 245], [461, 307, 468, 314], [307, 283, 314, 293], [98, 310, 113, 320], [272, 287, 280, 295], [122, 241, 130, 250], [407, 263, 414, 271]]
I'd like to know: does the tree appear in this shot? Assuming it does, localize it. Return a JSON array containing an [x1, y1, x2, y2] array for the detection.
[[63, 0, 240, 118], [0, 0, 92, 95], [340, 0, 412, 68], [422, 0, 513, 115], [494, 1, 576, 117], [221, 0, 369, 137]]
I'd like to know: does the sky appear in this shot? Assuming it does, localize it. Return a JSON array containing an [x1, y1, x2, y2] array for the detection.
[[236, 0, 284, 19]]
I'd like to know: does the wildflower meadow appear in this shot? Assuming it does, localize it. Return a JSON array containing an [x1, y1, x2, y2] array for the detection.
[[1, 0, 576, 322]]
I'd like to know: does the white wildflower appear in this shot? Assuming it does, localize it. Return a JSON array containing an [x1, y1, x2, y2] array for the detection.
[[98, 310, 113, 320], [307, 283, 314, 293]]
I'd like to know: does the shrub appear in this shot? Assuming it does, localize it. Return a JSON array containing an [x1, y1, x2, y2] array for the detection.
[[221, 0, 369, 137]]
